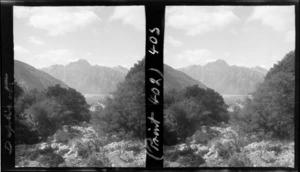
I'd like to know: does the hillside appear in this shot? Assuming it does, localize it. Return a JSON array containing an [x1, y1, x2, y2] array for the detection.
[[41, 59, 127, 94], [179, 59, 266, 95], [164, 64, 207, 91], [14, 60, 68, 91]]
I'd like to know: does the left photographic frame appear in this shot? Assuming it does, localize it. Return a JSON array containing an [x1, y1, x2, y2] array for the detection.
[[4, 5, 147, 168]]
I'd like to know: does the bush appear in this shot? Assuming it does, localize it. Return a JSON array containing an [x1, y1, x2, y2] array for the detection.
[[15, 119, 39, 144], [217, 143, 231, 159], [164, 85, 229, 145], [234, 51, 295, 140], [228, 153, 253, 167], [87, 152, 111, 167], [14, 83, 91, 144], [91, 59, 145, 139], [14, 86, 40, 144], [46, 85, 91, 123], [24, 98, 61, 140], [36, 153, 64, 167]]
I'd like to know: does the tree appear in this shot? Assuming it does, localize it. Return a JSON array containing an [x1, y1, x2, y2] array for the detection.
[[94, 59, 146, 139], [14, 79, 24, 100], [237, 51, 295, 140], [14, 81, 40, 144], [24, 98, 61, 139], [46, 85, 90, 124], [164, 85, 229, 145], [15, 84, 91, 144]]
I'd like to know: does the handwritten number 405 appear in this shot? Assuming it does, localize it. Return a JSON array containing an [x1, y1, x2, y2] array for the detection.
[[148, 28, 160, 55]]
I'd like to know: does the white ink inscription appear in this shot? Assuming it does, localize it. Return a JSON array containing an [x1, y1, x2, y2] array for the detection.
[[146, 112, 163, 160], [148, 28, 160, 55], [146, 27, 164, 162], [3, 74, 14, 155]]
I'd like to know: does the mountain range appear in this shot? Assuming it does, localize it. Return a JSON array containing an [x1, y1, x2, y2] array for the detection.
[[41, 59, 128, 94], [15, 58, 265, 96], [15, 59, 206, 95], [14, 60, 68, 91], [41, 59, 206, 94], [179, 59, 267, 95]]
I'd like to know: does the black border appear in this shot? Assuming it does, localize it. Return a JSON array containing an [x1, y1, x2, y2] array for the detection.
[[145, 4, 165, 169], [1, 0, 299, 171], [0, 0, 298, 5], [1, 3, 15, 169]]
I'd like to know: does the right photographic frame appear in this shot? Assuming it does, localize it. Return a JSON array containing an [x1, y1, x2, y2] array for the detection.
[[163, 5, 296, 168]]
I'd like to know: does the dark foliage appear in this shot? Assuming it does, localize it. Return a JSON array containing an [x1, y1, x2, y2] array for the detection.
[[36, 153, 65, 167], [164, 85, 229, 145], [15, 84, 90, 144], [91, 59, 145, 139], [14, 83, 40, 144], [233, 51, 295, 140], [14, 80, 24, 100], [46, 85, 90, 123]]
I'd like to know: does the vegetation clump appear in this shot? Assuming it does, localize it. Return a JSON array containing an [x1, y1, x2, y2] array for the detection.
[[15, 84, 90, 144], [164, 85, 229, 145]]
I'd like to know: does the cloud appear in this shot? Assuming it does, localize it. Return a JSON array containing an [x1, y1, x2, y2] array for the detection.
[[14, 45, 30, 54], [109, 6, 145, 31], [35, 49, 78, 67], [165, 49, 215, 68], [248, 6, 294, 32], [166, 6, 239, 35], [29, 36, 45, 45], [14, 7, 100, 36], [166, 36, 183, 47], [248, 6, 295, 42]]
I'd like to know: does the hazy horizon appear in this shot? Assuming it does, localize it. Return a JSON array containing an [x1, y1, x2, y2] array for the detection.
[[16, 57, 274, 71]]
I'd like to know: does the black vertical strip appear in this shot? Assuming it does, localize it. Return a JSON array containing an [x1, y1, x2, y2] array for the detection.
[[1, 4, 15, 168], [145, 5, 165, 168], [295, 4, 299, 170]]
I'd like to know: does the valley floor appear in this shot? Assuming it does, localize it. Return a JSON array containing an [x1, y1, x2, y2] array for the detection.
[[164, 124, 294, 167], [15, 123, 145, 167]]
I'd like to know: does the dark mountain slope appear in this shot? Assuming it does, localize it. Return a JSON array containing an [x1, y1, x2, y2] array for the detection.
[[164, 64, 207, 91], [14, 60, 68, 91]]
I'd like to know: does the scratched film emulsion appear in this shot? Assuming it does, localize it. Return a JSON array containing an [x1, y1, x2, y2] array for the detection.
[[163, 6, 295, 167], [13, 6, 146, 167]]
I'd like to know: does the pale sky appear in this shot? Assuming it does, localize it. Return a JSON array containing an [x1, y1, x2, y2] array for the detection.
[[14, 6, 295, 70], [14, 6, 145, 69], [165, 6, 295, 69]]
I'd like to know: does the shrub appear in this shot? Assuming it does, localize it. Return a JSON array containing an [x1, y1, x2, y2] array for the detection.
[[217, 143, 230, 159], [36, 153, 64, 167], [75, 141, 89, 158], [164, 85, 229, 145], [87, 152, 111, 167], [228, 153, 253, 167], [235, 51, 295, 141], [46, 85, 91, 124], [24, 98, 61, 140], [15, 84, 91, 144], [92, 59, 145, 139], [15, 119, 39, 144]]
